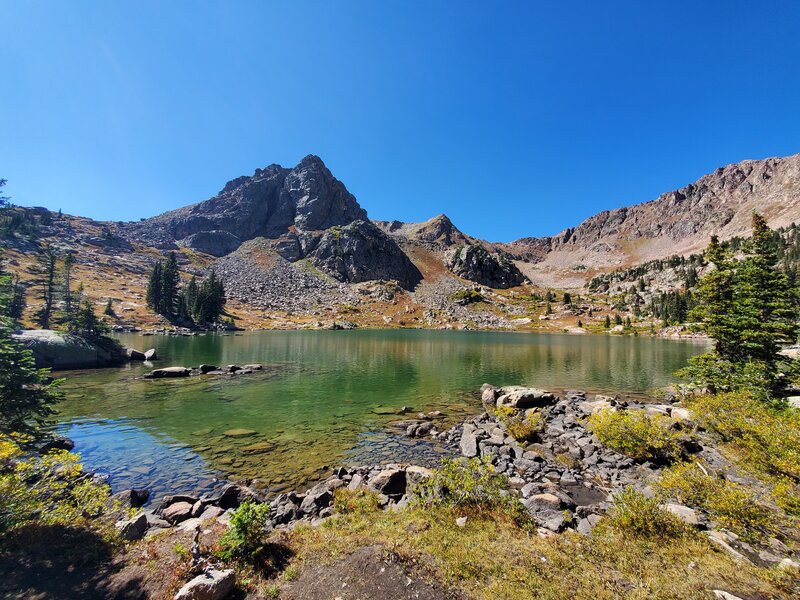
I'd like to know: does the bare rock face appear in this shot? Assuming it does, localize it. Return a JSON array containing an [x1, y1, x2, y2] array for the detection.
[[446, 243, 525, 288], [302, 220, 422, 289], [507, 153, 800, 271], [120, 155, 367, 253]]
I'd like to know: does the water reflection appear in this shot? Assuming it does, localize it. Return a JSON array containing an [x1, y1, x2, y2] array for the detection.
[[56, 330, 706, 494]]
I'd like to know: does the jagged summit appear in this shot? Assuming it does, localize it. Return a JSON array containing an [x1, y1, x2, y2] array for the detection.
[[120, 155, 368, 255]]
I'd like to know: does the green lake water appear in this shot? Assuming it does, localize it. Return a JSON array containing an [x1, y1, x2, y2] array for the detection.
[[55, 330, 706, 499]]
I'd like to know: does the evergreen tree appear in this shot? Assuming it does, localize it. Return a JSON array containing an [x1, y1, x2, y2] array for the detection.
[[193, 271, 226, 323], [0, 268, 62, 437], [614, 314, 623, 326], [104, 298, 115, 317], [563, 292, 571, 305], [159, 253, 179, 315], [32, 244, 58, 329], [62, 252, 75, 318], [679, 214, 799, 397], [146, 261, 163, 313], [689, 235, 737, 356], [604, 315, 611, 328], [185, 276, 199, 317], [67, 300, 109, 340], [733, 213, 798, 368]]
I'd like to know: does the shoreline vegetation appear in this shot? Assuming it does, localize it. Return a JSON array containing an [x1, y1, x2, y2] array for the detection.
[[1, 215, 799, 598]]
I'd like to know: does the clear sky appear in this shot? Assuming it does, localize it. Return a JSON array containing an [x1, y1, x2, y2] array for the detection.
[[2, 1, 799, 242]]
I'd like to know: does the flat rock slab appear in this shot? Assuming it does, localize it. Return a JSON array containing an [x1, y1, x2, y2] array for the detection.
[[281, 545, 463, 600], [222, 429, 257, 438]]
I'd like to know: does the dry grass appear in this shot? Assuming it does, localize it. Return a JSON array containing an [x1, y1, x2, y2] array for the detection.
[[276, 490, 797, 600]]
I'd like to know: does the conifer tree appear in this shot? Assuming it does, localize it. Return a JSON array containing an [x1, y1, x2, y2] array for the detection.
[[0, 268, 61, 437], [32, 244, 58, 329], [679, 214, 799, 397], [159, 253, 179, 315], [146, 261, 163, 313]]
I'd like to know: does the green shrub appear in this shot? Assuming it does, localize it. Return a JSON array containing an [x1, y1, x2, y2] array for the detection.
[[0, 435, 113, 533], [606, 487, 688, 539], [658, 462, 777, 541], [218, 499, 271, 561], [414, 458, 524, 521], [494, 405, 543, 443], [687, 392, 800, 482], [588, 409, 682, 462], [333, 488, 381, 515], [453, 289, 484, 304]]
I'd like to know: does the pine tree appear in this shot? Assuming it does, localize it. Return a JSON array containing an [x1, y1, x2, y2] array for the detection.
[[563, 292, 571, 305], [0, 269, 62, 437], [159, 253, 179, 315], [32, 244, 58, 329], [146, 261, 163, 313], [62, 252, 75, 317], [689, 235, 738, 356], [185, 276, 199, 318], [67, 300, 109, 340], [604, 315, 611, 328], [679, 214, 799, 397], [733, 213, 798, 368], [104, 298, 115, 317]]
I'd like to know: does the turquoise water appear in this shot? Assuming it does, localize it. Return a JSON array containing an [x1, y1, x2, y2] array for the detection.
[[54, 330, 706, 497]]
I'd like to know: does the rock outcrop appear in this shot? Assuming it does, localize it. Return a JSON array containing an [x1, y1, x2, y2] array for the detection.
[[12, 330, 126, 370], [302, 220, 422, 289], [446, 244, 525, 288], [120, 155, 367, 256]]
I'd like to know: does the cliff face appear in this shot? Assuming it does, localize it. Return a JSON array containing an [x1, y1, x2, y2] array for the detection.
[[120, 155, 368, 255], [508, 154, 800, 272]]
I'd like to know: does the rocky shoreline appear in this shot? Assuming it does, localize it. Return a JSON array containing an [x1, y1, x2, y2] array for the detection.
[[105, 382, 800, 585]]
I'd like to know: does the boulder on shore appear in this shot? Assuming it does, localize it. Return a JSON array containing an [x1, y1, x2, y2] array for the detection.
[[174, 568, 235, 600], [145, 367, 191, 378], [13, 329, 126, 370]]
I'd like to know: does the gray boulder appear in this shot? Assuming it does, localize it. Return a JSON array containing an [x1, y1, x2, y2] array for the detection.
[[446, 243, 525, 289], [13, 329, 125, 370], [174, 568, 236, 600], [460, 425, 479, 457], [116, 513, 148, 541], [368, 468, 407, 497], [146, 367, 191, 378], [303, 220, 422, 290], [496, 387, 557, 409], [162, 501, 194, 524]]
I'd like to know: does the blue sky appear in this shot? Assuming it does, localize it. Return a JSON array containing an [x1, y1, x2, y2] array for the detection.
[[2, 1, 799, 242]]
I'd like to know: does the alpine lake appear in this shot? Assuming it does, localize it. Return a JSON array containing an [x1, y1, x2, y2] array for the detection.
[[54, 330, 706, 500]]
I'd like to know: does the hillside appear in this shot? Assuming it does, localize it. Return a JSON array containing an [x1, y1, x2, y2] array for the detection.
[[1, 152, 799, 333], [506, 153, 800, 288]]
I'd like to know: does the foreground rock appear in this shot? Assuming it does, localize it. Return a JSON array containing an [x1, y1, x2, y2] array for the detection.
[[174, 568, 235, 600]]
